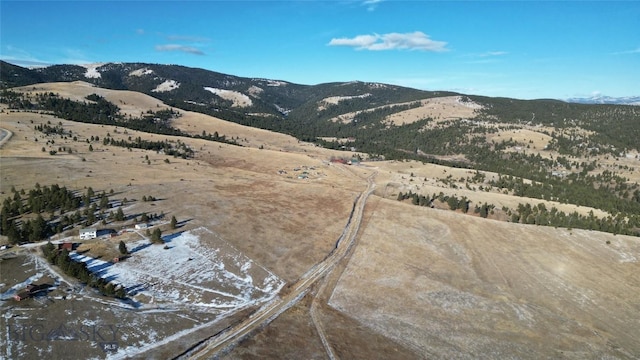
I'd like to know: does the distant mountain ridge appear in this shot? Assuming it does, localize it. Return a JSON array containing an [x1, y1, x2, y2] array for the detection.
[[565, 95, 640, 106], [0, 60, 450, 118], [1, 60, 638, 165]]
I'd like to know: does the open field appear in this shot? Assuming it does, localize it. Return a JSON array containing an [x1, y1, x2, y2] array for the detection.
[[0, 251, 241, 359], [384, 96, 482, 125], [328, 199, 640, 358], [328, 95, 482, 126], [2, 82, 639, 358]]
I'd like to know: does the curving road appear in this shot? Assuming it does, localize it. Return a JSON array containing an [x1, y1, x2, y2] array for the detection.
[[0, 128, 13, 148], [182, 169, 377, 359]]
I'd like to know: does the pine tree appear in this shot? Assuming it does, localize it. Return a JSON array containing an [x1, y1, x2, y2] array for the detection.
[[99, 194, 109, 209], [118, 240, 128, 255], [151, 228, 163, 244], [115, 207, 125, 221], [115, 286, 126, 299], [170, 215, 177, 229]]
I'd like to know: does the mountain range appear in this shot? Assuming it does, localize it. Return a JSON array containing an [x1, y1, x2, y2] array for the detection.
[[565, 94, 640, 105], [1, 60, 638, 168]]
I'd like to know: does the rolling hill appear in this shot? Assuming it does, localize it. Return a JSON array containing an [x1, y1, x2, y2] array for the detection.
[[2, 60, 639, 237], [0, 77, 639, 359]]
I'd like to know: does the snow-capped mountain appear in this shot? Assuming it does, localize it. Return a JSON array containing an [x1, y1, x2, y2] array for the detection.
[[565, 95, 640, 106]]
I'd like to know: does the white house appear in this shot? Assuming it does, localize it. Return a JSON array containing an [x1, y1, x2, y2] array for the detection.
[[79, 228, 97, 240], [134, 223, 148, 230]]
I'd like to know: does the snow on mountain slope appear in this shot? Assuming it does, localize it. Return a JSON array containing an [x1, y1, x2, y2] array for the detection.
[[204, 87, 253, 107], [129, 68, 154, 77], [80, 63, 104, 79], [565, 95, 640, 105], [152, 79, 180, 92]]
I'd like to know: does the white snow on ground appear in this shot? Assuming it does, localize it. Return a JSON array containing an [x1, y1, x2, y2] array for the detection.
[[367, 82, 387, 89], [81, 63, 104, 79], [252, 79, 287, 87], [204, 87, 253, 107], [0, 273, 43, 300], [266, 80, 287, 87], [129, 68, 154, 77], [151, 80, 180, 93], [67, 227, 284, 309]]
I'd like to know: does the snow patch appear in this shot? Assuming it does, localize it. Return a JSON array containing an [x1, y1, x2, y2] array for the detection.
[[66, 228, 284, 309], [152, 80, 180, 93], [266, 80, 287, 87], [367, 82, 387, 89], [274, 104, 291, 116], [80, 63, 104, 79], [252, 78, 288, 87], [129, 68, 154, 77], [0, 273, 43, 300], [204, 87, 253, 107]]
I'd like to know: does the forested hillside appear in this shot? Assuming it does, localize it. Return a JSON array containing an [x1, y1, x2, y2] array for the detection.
[[2, 61, 639, 236]]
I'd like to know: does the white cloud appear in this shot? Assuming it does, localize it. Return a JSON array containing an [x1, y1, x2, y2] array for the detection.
[[1, 57, 51, 68], [155, 44, 205, 55], [328, 31, 448, 52], [1, 45, 51, 67], [478, 51, 508, 57], [613, 47, 640, 55], [462, 51, 508, 59], [329, 34, 378, 48], [362, 0, 384, 11]]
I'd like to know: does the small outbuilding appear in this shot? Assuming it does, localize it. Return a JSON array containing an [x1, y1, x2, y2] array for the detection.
[[57, 242, 73, 251], [79, 228, 97, 240], [13, 283, 51, 301]]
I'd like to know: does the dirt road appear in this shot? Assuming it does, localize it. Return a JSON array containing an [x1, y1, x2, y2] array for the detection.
[[0, 128, 12, 148], [181, 170, 377, 359]]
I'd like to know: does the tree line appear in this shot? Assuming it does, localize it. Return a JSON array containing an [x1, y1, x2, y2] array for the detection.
[[41, 242, 127, 299], [0, 90, 240, 147], [397, 191, 640, 237]]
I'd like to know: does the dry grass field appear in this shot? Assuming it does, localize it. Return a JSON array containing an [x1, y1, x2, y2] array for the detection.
[[328, 199, 640, 359], [384, 96, 482, 126], [2, 83, 639, 359]]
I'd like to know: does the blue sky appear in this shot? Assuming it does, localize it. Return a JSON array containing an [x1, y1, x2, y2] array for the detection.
[[1, 1, 638, 100]]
